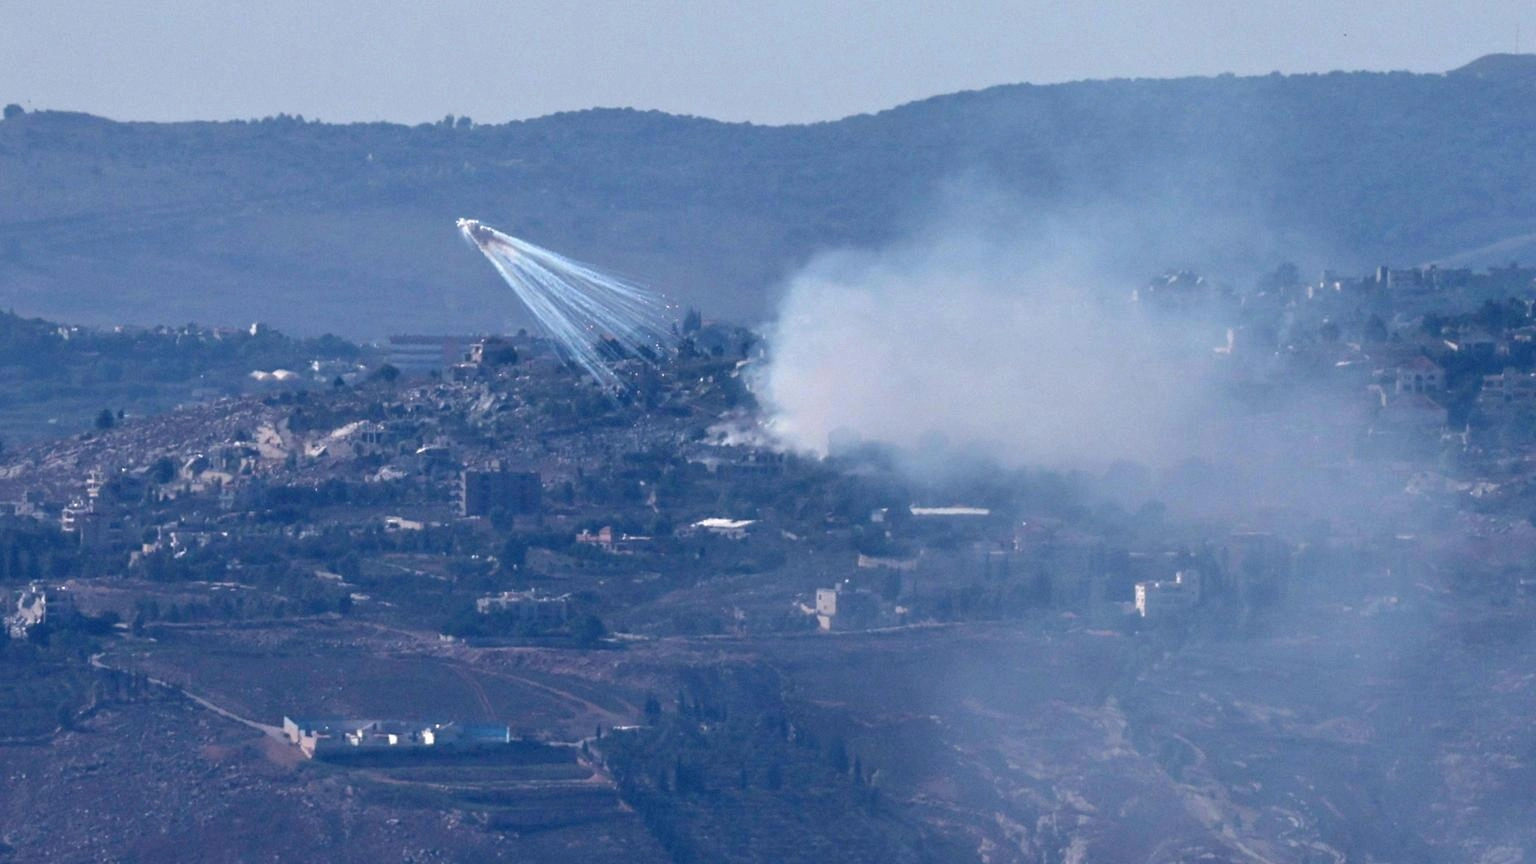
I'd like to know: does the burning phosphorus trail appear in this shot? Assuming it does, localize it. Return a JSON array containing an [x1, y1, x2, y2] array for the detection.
[[456, 219, 674, 388]]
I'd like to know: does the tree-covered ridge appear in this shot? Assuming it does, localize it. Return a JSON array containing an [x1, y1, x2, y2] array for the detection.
[[5, 59, 1536, 335], [0, 310, 361, 442], [0, 310, 354, 366]]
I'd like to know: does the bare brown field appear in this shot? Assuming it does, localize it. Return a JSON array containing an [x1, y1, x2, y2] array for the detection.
[[0, 698, 667, 863], [16, 607, 1526, 861], [104, 621, 638, 740]]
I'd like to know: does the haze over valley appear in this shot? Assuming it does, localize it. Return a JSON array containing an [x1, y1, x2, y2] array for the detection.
[[4, 38, 1536, 864]]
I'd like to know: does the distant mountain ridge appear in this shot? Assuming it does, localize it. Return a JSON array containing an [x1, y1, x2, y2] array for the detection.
[[1447, 53, 1536, 80], [4, 57, 1536, 337]]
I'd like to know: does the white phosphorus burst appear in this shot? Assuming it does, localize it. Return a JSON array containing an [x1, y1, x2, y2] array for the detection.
[[457, 219, 675, 388]]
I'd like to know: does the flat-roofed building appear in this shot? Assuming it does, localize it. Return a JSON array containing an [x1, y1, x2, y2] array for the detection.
[[475, 589, 570, 628], [386, 335, 474, 376]]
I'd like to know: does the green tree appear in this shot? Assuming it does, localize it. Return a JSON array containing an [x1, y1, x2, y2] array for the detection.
[[571, 613, 606, 646], [94, 408, 115, 430], [1365, 314, 1389, 343], [149, 456, 176, 484]]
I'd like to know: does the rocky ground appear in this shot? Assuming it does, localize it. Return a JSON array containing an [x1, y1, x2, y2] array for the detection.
[[0, 694, 666, 863]]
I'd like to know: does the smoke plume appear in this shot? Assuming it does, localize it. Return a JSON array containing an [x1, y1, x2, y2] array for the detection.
[[757, 218, 1226, 473]]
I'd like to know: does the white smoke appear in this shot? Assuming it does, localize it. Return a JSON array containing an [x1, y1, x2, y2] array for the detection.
[[757, 225, 1227, 472], [458, 218, 674, 387]]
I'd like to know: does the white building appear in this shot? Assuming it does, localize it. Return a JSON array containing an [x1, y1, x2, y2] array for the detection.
[[690, 518, 756, 540], [282, 717, 511, 758], [1133, 570, 1202, 620], [814, 583, 880, 631], [475, 589, 570, 628], [1393, 356, 1444, 394], [386, 335, 474, 376], [908, 506, 991, 519], [1478, 368, 1536, 411]]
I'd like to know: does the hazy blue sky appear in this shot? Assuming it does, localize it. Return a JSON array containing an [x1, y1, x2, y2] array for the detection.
[[2, 1, 1531, 125]]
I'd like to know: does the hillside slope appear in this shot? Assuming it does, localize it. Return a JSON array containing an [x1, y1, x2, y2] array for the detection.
[[4, 57, 1536, 336]]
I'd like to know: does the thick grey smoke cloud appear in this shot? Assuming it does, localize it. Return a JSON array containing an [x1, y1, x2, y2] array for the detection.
[[758, 218, 1227, 472]]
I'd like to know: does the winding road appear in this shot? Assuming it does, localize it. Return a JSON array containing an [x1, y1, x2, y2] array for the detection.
[[89, 652, 285, 741]]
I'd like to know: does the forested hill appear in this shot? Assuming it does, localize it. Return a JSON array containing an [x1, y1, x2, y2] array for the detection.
[[4, 55, 1536, 337]]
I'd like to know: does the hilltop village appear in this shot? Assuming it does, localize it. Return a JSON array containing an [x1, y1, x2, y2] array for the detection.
[[7, 263, 1536, 640], [5, 263, 1536, 861]]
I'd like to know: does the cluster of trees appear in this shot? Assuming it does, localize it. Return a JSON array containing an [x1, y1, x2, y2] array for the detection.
[[0, 605, 162, 739], [0, 310, 364, 440], [440, 604, 606, 646], [249, 477, 413, 524], [602, 671, 944, 864], [127, 582, 349, 626], [0, 312, 357, 380], [0, 521, 77, 583]]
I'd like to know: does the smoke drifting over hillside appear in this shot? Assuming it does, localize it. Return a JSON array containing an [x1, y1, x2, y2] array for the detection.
[[757, 218, 1226, 472]]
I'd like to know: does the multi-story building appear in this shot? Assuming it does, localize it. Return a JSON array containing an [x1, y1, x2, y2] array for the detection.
[[386, 335, 474, 377], [1394, 356, 1444, 394], [475, 589, 570, 628]]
